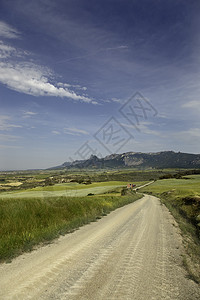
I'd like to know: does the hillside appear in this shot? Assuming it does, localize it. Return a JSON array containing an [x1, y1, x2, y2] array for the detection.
[[51, 151, 200, 169]]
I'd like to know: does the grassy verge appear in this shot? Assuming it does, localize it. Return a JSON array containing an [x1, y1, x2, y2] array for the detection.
[[0, 190, 142, 262], [140, 177, 200, 283]]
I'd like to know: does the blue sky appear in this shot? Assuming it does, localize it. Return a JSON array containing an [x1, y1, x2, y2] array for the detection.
[[0, 0, 200, 170]]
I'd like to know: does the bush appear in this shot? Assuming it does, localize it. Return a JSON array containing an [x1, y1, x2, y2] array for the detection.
[[121, 187, 127, 196]]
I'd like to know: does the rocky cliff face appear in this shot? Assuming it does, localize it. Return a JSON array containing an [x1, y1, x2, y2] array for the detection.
[[51, 151, 200, 169]]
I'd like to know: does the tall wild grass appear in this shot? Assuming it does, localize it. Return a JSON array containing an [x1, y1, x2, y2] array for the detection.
[[0, 192, 141, 261]]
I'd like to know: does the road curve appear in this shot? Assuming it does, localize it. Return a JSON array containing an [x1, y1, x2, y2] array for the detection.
[[0, 195, 199, 300]]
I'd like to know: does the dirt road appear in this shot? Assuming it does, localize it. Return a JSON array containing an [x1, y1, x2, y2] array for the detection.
[[0, 195, 199, 300]]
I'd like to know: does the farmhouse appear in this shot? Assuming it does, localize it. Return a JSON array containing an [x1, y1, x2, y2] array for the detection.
[[127, 183, 136, 189]]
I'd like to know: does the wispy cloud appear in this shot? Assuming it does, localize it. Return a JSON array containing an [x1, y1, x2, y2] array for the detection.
[[122, 121, 161, 136], [0, 115, 22, 131], [22, 111, 38, 118], [102, 97, 123, 104], [106, 45, 128, 50], [0, 61, 93, 102], [0, 21, 21, 39], [182, 100, 200, 112], [57, 82, 87, 91], [111, 97, 123, 103], [0, 41, 17, 58], [0, 133, 21, 142], [182, 128, 200, 138], [57, 45, 129, 63], [0, 40, 30, 62], [0, 40, 29, 59], [23, 111, 37, 116], [64, 127, 89, 136], [52, 130, 61, 135], [0, 21, 96, 104], [161, 127, 200, 153]]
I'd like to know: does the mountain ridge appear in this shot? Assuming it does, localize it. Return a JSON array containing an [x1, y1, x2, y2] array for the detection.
[[50, 151, 200, 169]]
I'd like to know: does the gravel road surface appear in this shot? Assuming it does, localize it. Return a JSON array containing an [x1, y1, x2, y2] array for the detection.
[[0, 194, 199, 300]]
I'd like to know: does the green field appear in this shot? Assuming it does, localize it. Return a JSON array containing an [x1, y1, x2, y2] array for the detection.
[[0, 168, 155, 262], [2, 166, 200, 277], [0, 181, 127, 199], [140, 175, 200, 231], [0, 180, 143, 262], [0, 180, 150, 199], [139, 175, 200, 196], [0, 168, 174, 192]]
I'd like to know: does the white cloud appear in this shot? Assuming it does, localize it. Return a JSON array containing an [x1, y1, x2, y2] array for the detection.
[[24, 111, 37, 115], [0, 133, 21, 142], [183, 128, 200, 138], [0, 22, 95, 104], [0, 61, 93, 102], [0, 41, 29, 59], [102, 97, 123, 104], [92, 101, 99, 105], [106, 45, 128, 50], [22, 111, 38, 118], [0, 21, 21, 39], [162, 128, 200, 153], [64, 127, 89, 136], [182, 100, 200, 111], [111, 97, 123, 103], [52, 130, 61, 135], [121, 121, 161, 136], [57, 82, 87, 91], [0, 115, 22, 131], [0, 41, 17, 58], [57, 82, 71, 88], [164, 128, 200, 147]]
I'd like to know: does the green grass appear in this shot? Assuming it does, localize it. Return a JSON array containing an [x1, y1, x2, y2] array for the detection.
[[140, 177, 200, 230], [140, 175, 200, 282], [88, 169, 170, 182], [29, 181, 128, 191], [0, 181, 148, 199], [0, 168, 176, 193], [0, 190, 142, 262], [0, 181, 126, 198], [139, 177, 200, 196], [140, 176, 200, 233]]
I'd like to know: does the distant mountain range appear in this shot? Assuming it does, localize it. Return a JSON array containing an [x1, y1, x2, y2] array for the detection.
[[50, 151, 200, 169]]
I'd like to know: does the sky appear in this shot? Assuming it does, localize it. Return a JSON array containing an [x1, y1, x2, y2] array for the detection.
[[0, 0, 200, 170]]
